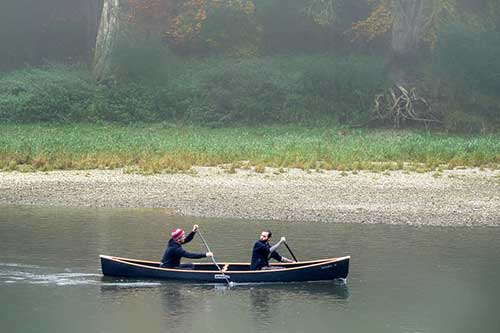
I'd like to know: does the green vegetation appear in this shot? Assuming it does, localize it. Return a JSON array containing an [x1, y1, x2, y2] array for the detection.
[[2, 31, 499, 131], [0, 56, 387, 126], [1, 124, 498, 173], [1, 2, 498, 175], [1, 2, 499, 132]]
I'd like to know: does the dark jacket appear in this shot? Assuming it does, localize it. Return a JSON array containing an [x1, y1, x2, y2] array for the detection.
[[160, 231, 206, 268], [250, 240, 282, 270]]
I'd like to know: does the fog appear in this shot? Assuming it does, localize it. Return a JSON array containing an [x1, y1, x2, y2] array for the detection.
[[1, 0, 499, 130]]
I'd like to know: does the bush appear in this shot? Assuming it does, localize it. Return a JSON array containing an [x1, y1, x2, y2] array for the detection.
[[0, 55, 393, 126], [443, 108, 486, 133], [112, 34, 180, 83], [88, 83, 163, 123], [0, 65, 95, 122], [159, 56, 389, 126], [298, 56, 388, 124], [437, 29, 500, 95], [181, 58, 300, 125], [434, 28, 500, 132]]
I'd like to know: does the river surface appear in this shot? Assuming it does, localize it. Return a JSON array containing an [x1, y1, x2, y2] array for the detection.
[[1, 205, 499, 333]]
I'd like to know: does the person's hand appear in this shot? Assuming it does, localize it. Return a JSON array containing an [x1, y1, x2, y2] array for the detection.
[[280, 236, 286, 243], [206, 252, 213, 257], [192, 224, 199, 232]]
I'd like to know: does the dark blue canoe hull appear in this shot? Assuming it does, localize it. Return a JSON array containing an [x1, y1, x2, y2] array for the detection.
[[100, 255, 349, 284]]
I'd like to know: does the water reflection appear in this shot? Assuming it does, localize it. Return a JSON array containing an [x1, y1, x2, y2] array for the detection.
[[248, 281, 349, 318], [249, 287, 272, 322], [98, 278, 162, 302], [99, 278, 349, 331], [159, 285, 197, 331]]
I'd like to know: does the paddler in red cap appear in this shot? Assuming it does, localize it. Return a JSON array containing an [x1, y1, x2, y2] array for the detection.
[[160, 224, 213, 269]]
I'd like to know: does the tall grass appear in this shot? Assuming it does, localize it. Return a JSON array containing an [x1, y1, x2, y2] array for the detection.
[[1, 124, 498, 173]]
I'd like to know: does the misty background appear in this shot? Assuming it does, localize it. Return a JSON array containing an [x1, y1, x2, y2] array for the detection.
[[1, 0, 499, 131]]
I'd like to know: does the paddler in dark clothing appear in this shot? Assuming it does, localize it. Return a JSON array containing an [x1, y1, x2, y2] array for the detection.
[[160, 224, 213, 269], [250, 230, 294, 270]]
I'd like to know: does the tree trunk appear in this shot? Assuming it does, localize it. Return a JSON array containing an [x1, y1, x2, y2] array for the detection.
[[93, 0, 125, 82], [391, 0, 425, 56], [389, 0, 426, 85], [83, 0, 102, 57]]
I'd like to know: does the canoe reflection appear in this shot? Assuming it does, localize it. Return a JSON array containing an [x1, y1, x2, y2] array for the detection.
[[247, 281, 349, 321], [159, 286, 197, 331], [99, 278, 349, 330], [99, 279, 198, 331]]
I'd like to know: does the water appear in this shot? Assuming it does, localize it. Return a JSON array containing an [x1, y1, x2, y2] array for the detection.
[[1, 205, 499, 333]]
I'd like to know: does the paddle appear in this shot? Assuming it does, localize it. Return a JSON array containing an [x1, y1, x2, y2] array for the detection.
[[197, 228, 232, 286], [284, 241, 298, 262]]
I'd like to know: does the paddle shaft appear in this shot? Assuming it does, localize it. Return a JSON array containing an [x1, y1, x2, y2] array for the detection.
[[284, 242, 298, 262], [197, 229, 231, 285]]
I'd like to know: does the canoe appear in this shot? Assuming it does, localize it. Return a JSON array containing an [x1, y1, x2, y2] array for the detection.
[[100, 255, 350, 283]]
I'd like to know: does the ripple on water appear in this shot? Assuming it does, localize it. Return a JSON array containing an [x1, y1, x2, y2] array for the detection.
[[0, 262, 159, 287]]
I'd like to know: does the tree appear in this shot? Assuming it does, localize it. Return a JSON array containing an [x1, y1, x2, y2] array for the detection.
[[94, 0, 127, 82], [0, 0, 102, 70], [350, 0, 500, 53], [391, 0, 424, 57], [163, 0, 258, 54], [84, 0, 103, 54]]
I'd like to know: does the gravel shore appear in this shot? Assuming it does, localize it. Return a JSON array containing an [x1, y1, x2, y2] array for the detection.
[[1, 168, 499, 226]]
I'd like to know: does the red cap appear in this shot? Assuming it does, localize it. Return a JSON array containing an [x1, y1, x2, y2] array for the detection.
[[171, 228, 185, 240]]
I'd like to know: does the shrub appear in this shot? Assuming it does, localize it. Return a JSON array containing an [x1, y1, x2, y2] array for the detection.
[[298, 56, 388, 125], [112, 34, 180, 83], [0, 65, 95, 122], [88, 83, 162, 123], [0, 55, 392, 126], [187, 58, 299, 125], [434, 28, 500, 132]]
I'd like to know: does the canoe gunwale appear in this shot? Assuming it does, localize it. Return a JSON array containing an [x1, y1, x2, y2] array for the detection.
[[100, 254, 350, 275]]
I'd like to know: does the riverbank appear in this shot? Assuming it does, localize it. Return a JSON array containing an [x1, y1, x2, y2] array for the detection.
[[1, 167, 499, 226], [2, 124, 500, 173]]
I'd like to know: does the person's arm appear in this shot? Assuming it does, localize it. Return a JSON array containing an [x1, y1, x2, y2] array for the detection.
[[270, 251, 283, 262], [183, 231, 196, 244], [280, 256, 295, 263], [183, 225, 199, 244], [179, 248, 207, 259], [270, 252, 294, 263], [269, 237, 286, 253]]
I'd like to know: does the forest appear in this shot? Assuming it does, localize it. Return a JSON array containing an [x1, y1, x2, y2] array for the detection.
[[1, 0, 500, 132]]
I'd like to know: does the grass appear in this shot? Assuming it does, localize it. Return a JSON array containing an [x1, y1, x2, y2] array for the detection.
[[0, 124, 499, 173]]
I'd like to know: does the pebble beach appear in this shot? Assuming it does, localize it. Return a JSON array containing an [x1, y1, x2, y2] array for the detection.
[[1, 167, 499, 227]]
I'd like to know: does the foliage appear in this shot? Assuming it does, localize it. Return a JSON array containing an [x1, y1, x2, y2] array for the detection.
[[88, 82, 164, 123], [0, 65, 96, 122], [1, 52, 498, 132], [298, 56, 388, 124], [160, 56, 389, 126], [304, 0, 340, 26], [350, 1, 392, 43], [111, 33, 180, 82], [127, 0, 173, 35], [0, 56, 390, 126], [435, 28, 500, 132], [255, 0, 330, 54], [165, 0, 259, 54], [349, 0, 500, 49], [180, 58, 299, 125]]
